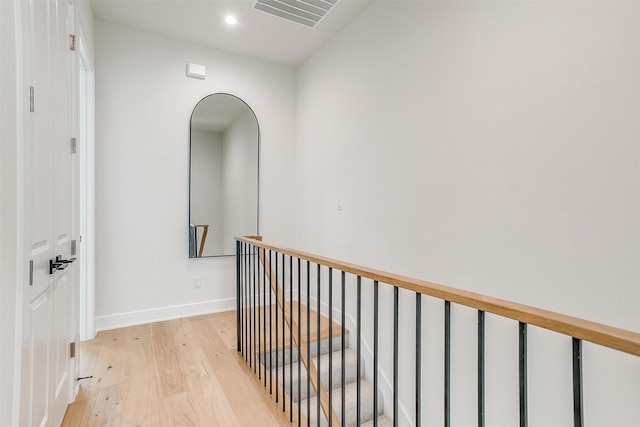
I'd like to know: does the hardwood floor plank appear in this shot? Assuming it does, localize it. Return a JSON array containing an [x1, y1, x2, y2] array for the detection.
[[115, 365, 165, 427], [85, 385, 121, 427], [163, 390, 200, 427], [168, 318, 209, 379], [62, 389, 97, 426], [151, 321, 187, 397], [115, 323, 168, 426], [206, 311, 237, 351], [184, 374, 240, 426], [88, 329, 128, 390], [191, 315, 288, 426], [62, 312, 290, 427]]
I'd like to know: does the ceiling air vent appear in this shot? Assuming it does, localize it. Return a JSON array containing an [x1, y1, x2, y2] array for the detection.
[[251, 0, 340, 29]]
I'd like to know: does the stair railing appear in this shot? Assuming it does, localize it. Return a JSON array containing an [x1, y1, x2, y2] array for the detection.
[[236, 236, 640, 427]]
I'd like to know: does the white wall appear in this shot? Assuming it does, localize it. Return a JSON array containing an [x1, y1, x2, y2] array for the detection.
[[190, 129, 223, 256], [94, 20, 296, 330], [222, 110, 259, 254], [296, 1, 639, 425]]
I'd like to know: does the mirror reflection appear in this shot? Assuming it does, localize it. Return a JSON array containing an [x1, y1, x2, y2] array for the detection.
[[189, 94, 259, 257]]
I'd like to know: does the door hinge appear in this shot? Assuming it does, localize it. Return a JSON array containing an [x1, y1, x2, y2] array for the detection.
[[29, 86, 34, 112], [71, 239, 77, 256], [69, 34, 76, 51], [70, 341, 76, 358], [70, 137, 77, 154], [29, 260, 34, 286]]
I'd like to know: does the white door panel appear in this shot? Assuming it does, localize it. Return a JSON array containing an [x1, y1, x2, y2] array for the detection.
[[21, 0, 55, 423], [27, 288, 52, 427], [52, 270, 71, 426], [19, 0, 76, 425]]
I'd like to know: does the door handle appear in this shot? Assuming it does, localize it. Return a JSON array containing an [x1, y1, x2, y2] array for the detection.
[[49, 258, 63, 274], [49, 256, 76, 274]]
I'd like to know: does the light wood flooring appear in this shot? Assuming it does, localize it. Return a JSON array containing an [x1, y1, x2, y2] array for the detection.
[[61, 311, 291, 427]]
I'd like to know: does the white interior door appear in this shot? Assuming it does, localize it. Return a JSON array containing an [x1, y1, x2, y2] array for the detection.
[[19, 0, 76, 425], [51, 0, 76, 424], [19, 0, 55, 424]]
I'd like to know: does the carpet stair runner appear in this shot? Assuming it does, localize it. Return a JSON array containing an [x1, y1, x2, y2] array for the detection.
[[262, 328, 392, 426]]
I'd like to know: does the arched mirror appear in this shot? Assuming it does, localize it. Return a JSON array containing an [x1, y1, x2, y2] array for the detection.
[[189, 94, 259, 257]]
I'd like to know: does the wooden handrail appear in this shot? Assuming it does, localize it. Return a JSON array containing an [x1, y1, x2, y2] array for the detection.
[[237, 236, 640, 357], [193, 224, 209, 257]]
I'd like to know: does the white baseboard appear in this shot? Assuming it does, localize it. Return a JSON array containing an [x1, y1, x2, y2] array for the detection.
[[95, 298, 236, 332]]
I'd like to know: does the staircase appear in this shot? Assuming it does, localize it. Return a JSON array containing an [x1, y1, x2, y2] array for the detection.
[[258, 303, 392, 427], [238, 245, 392, 426], [238, 237, 640, 427]]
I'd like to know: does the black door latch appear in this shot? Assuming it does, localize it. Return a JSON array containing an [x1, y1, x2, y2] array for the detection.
[[49, 255, 77, 274]]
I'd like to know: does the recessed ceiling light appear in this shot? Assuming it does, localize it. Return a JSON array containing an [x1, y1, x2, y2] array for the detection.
[[225, 14, 237, 25]]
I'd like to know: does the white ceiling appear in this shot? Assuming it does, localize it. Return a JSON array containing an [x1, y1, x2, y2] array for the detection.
[[90, 0, 372, 67]]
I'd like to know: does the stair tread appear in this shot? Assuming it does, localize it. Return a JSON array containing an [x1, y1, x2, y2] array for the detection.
[[273, 348, 361, 401], [300, 378, 384, 427], [260, 332, 350, 369], [249, 303, 348, 353], [361, 415, 394, 427], [274, 346, 359, 376]]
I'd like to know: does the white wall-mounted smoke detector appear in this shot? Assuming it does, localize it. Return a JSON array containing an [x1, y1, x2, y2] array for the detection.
[[186, 63, 206, 80], [251, 0, 341, 29]]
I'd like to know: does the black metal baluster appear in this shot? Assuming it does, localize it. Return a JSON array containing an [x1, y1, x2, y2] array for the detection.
[[328, 268, 333, 427], [478, 311, 485, 427], [257, 248, 261, 379], [572, 338, 583, 427], [393, 286, 399, 427], [282, 253, 286, 411], [341, 271, 346, 426], [306, 260, 311, 427], [263, 248, 267, 387], [236, 241, 241, 353], [298, 257, 302, 427], [251, 244, 254, 371], [247, 245, 255, 373], [269, 249, 273, 395], [276, 252, 279, 403], [416, 293, 422, 427], [357, 275, 362, 427], [519, 322, 528, 427], [240, 242, 244, 360], [290, 255, 294, 421], [373, 280, 379, 427], [445, 300, 451, 427], [316, 264, 321, 426], [251, 246, 259, 375], [244, 243, 248, 363], [253, 245, 257, 370]]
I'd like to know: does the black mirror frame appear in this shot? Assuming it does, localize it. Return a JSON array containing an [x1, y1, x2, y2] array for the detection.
[[188, 93, 260, 258]]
